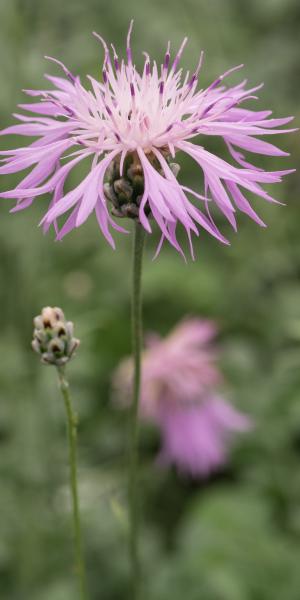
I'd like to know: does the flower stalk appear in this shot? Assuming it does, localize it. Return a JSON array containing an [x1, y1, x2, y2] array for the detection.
[[57, 366, 88, 600], [129, 221, 146, 599]]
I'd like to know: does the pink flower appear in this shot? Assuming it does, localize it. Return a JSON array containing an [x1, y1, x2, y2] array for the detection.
[[0, 23, 295, 256], [156, 397, 251, 477], [113, 319, 252, 477]]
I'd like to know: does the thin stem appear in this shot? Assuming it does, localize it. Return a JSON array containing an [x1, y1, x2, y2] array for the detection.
[[129, 221, 146, 599], [57, 366, 88, 600]]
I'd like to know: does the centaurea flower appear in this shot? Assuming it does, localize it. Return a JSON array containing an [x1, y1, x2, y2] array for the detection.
[[0, 24, 295, 257], [113, 319, 252, 477]]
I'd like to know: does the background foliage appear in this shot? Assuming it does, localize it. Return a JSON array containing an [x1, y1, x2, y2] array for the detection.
[[0, 0, 300, 598]]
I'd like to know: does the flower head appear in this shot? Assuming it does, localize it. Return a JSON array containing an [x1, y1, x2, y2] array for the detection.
[[32, 306, 80, 366], [0, 23, 295, 257], [113, 318, 251, 477]]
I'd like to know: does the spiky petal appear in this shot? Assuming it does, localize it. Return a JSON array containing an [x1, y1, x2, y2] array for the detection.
[[0, 25, 295, 257]]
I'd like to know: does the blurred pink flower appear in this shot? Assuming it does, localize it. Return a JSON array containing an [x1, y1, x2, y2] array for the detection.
[[113, 318, 252, 477], [0, 24, 295, 257]]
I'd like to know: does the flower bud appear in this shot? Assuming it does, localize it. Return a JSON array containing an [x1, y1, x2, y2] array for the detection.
[[32, 306, 80, 366]]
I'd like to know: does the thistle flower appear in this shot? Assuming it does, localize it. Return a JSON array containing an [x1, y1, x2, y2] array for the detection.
[[32, 306, 80, 366], [0, 23, 295, 257], [113, 319, 251, 477]]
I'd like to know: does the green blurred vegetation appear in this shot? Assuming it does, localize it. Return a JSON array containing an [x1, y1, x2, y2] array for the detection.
[[0, 0, 300, 598]]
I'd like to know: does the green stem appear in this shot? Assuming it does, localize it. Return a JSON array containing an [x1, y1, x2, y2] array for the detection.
[[129, 221, 146, 599], [57, 366, 88, 600]]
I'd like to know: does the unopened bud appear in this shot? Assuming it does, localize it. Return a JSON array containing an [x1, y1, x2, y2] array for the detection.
[[32, 306, 80, 366]]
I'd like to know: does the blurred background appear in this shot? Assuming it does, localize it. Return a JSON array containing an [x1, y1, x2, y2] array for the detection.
[[0, 0, 300, 598]]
